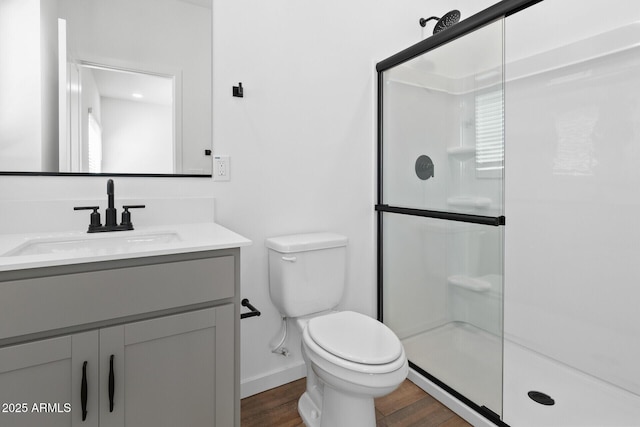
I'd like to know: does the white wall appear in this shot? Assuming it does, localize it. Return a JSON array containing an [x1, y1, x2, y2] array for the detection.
[[0, 0, 57, 171], [40, 0, 60, 172], [504, 0, 640, 399], [210, 0, 499, 396], [101, 97, 173, 174]]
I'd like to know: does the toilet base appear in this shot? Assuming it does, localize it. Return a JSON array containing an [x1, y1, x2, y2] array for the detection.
[[298, 391, 321, 427], [298, 386, 376, 427]]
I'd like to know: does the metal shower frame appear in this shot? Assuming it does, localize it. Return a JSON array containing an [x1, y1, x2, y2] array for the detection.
[[375, 0, 544, 425]]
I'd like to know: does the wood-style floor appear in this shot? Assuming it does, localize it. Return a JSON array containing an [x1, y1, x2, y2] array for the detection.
[[241, 378, 471, 427]]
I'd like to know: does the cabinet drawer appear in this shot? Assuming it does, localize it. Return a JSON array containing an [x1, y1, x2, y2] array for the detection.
[[0, 255, 234, 341]]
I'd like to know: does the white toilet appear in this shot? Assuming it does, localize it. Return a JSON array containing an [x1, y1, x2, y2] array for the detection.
[[266, 232, 408, 427]]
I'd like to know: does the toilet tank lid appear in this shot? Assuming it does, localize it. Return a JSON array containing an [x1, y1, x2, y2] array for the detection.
[[265, 233, 348, 253]]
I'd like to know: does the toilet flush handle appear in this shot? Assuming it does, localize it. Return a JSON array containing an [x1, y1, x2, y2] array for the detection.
[[282, 256, 297, 262]]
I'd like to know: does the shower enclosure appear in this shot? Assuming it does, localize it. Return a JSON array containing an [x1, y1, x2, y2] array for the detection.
[[377, 0, 640, 425]]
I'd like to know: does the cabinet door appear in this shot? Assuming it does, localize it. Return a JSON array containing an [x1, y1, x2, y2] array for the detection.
[[100, 304, 235, 427], [0, 332, 99, 427]]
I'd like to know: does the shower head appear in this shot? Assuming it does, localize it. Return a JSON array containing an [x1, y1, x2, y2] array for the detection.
[[419, 10, 461, 35], [434, 10, 461, 34]]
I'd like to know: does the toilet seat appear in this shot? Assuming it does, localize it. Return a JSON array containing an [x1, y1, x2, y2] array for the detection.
[[303, 311, 406, 375], [307, 311, 403, 365]]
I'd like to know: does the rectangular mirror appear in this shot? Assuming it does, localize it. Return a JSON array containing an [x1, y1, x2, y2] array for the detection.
[[0, 0, 212, 176]]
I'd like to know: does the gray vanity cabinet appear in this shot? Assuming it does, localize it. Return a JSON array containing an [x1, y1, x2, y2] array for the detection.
[[0, 305, 234, 427], [0, 331, 99, 427], [99, 304, 235, 427], [0, 249, 241, 426]]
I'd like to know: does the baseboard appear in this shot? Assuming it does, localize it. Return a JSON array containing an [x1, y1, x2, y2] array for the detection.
[[241, 362, 306, 399], [407, 368, 496, 427]]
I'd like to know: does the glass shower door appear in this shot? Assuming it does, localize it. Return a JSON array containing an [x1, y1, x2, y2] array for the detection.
[[378, 18, 505, 418]]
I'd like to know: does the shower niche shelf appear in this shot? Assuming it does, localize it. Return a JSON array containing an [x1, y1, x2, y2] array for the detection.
[[448, 275, 492, 292], [447, 196, 491, 209], [447, 146, 476, 161]]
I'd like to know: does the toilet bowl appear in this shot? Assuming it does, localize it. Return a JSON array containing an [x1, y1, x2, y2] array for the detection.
[[266, 233, 408, 427], [298, 311, 408, 427]]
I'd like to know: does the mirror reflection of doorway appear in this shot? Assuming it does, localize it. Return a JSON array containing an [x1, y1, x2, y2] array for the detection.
[[60, 60, 176, 174]]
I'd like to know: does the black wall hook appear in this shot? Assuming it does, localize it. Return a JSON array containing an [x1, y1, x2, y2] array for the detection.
[[233, 82, 244, 98]]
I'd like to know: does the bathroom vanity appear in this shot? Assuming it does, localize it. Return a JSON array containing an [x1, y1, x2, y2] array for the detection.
[[0, 222, 250, 427]]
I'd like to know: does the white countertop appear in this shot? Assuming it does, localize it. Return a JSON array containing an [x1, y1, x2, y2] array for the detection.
[[0, 222, 251, 272]]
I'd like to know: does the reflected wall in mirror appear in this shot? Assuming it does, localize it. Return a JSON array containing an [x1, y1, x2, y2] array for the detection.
[[0, 0, 212, 176]]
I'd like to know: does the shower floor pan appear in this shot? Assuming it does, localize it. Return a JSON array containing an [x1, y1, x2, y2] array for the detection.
[[402, 322, 640, 426]]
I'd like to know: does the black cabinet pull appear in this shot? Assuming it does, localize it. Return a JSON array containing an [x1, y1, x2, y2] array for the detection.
[[81, 361, 88, 421], [109, 355, 115, 412]]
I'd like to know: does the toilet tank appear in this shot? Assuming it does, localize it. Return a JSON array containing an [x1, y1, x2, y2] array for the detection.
[[266, 233, 348, 318]]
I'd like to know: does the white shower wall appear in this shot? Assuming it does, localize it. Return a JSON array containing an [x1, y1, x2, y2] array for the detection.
[[503, 0, 640, 406]]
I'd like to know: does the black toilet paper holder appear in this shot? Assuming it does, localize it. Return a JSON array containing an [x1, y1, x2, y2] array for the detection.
[[240, 298, 261, 319]]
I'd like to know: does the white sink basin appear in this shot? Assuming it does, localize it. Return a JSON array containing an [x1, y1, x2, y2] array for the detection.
[[5, 232, 181, 257]]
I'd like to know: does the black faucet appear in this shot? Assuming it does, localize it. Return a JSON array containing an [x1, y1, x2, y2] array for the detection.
[[74, 179, 145, 233], [106, 179, 117, 227]]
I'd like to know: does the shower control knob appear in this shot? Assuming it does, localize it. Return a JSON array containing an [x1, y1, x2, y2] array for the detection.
[[415, 155, 435, 180]]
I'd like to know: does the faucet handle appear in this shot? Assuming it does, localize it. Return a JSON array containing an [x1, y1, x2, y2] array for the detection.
[[74, 206, 102, 231], [121, 205, 146, 229]]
